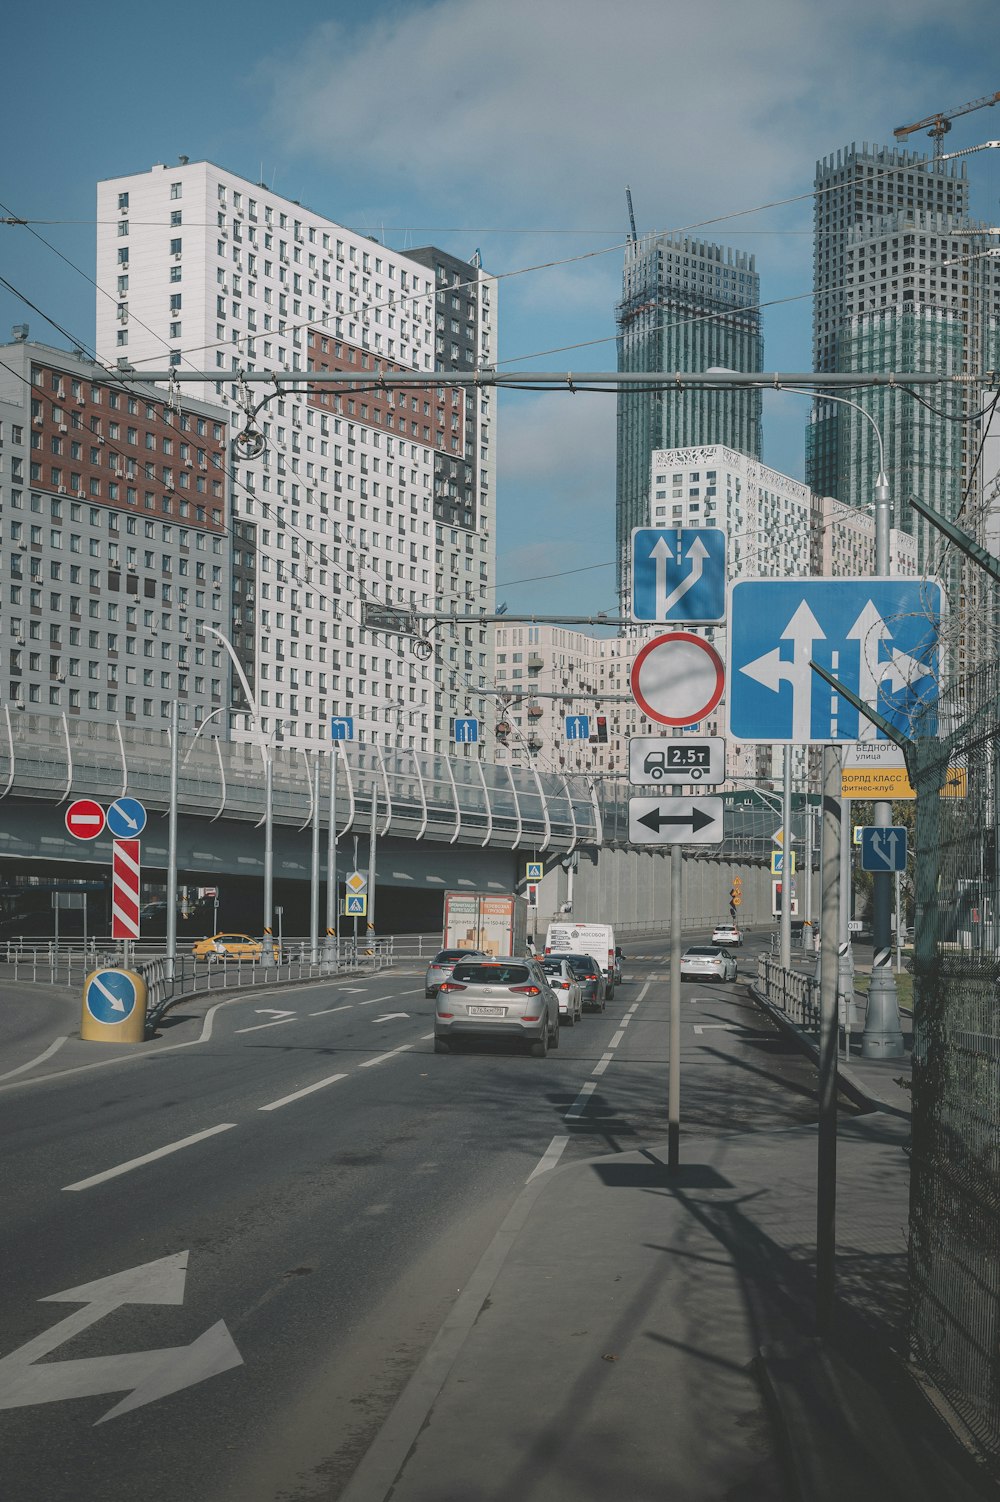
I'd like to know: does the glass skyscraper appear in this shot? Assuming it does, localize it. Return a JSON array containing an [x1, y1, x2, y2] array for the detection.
[[615, 233, 762, 609]]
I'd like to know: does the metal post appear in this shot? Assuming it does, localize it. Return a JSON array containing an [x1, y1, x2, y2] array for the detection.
[[780, 748, 792, 968], [838, 795, 855, 1016], [668, 842, 682, 1168], [83, 892, 88, 970], [804, 804, 814, 949], [817, 744, 842, 1334], [367, 779, 378, 948], [166, 700, 179, 980], [309, 754, 321, 964], [863, 469, 904, 1056], [326, 747, 338, 948], [263, 749, 274, 958]]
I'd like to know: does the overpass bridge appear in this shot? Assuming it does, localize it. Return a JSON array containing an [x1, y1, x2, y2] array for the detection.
[[0, 712, 783, 935]]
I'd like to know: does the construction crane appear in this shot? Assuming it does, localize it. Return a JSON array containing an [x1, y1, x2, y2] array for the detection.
[[625, 185, 637, 244], [894, 90, 1000, 157]]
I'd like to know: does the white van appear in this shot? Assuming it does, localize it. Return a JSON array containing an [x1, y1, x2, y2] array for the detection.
[[544, 921, 616, 999]]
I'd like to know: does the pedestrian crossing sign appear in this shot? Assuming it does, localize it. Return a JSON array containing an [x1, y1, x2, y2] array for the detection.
[[344, 894, 367, 917]]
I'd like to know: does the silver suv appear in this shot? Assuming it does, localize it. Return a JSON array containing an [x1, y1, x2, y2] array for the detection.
[[434, 955, 560, 1056]]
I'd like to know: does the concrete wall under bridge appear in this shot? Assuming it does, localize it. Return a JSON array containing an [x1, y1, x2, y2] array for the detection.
[[531, 846, 773, 939]]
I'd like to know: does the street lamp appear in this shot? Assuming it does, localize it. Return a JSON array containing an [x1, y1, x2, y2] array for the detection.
[[207, 627, 276, 955]]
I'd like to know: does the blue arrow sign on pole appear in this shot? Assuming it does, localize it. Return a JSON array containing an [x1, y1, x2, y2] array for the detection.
[[566, 715, 590, 741], [330, 716, 355, 741], [727, 577, 945, 744], [860, 826, 908, 872], [85, 970, 139, 1025], [631, 527, 726, 624], [106, 797, 147, 838], [454, 718, 479, 744]]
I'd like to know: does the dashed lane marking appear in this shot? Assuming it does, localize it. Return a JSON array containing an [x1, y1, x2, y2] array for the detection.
[[259, 1072, 349, 1111], [63, 1123, 239, 1192]]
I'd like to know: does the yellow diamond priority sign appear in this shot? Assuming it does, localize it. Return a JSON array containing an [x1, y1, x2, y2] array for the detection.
[[346, 870, 368, 895]]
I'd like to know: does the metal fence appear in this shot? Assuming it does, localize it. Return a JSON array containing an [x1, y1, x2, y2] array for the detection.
[[909, 656, 1000, 1466]]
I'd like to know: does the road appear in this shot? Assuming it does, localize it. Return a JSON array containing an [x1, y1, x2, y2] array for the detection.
[[0, 930, 846, 1501]]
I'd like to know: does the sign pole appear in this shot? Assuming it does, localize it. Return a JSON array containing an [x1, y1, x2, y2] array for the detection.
[[817, 744, 842, 1333], [326, 746, 338, 948], [780, 748, 792, 967], [367, 779, 378, 948], [166, 702, 178, 982], [309, 753, 321, 964], [668, 842, 682, 1167]]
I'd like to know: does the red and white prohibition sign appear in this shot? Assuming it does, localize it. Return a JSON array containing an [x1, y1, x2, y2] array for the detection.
[[65, 798, 105, 841], [630, 631, 726, 728], [111, 839, 141, 940]]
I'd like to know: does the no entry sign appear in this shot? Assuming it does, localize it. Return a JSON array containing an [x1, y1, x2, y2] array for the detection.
[[65, 799, 105, 841]]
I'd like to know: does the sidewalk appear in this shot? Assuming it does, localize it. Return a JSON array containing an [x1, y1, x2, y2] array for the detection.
[[342, 1007, 997, 1502]]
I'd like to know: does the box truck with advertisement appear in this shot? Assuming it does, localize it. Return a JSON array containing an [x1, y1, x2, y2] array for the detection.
[[544, 921, 616, 999], [442, 891, 528, 958]]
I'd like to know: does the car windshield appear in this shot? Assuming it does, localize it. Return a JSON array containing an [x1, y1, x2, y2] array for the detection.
[[451, 962, 532, 986]]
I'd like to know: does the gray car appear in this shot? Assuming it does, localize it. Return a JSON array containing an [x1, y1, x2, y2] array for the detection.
[[547, 952, 606, 1012], [434, 955, 560, 1056], [425, 947, 485, 998]]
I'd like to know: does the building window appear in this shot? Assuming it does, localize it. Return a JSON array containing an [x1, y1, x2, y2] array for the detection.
[[170, 238, 182, 256], [170, 181, 182, 200]]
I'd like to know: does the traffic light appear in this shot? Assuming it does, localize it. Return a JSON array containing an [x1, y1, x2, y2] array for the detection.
[[595, 716, 608, 743]]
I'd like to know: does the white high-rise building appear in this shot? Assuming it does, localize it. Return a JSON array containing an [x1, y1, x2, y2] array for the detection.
[[95, 159, 496, 755]]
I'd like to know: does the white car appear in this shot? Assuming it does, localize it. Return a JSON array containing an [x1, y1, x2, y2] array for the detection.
[[541, 957, 584, 1025], [680, 946, 738, 983], [711, 924, 743, 947]]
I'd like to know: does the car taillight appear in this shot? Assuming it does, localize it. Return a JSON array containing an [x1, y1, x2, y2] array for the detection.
[[584, 973, 597, 980], [556, 980, 570, 989], [438, 981, 467, 992], [510, 984, 541, 995]]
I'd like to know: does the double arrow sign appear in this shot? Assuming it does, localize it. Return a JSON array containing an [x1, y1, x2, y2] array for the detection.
[[628, 797, 723, 846]]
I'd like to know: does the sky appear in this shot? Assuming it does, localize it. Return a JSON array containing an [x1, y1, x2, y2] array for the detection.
[[2, 0, 999, 617]]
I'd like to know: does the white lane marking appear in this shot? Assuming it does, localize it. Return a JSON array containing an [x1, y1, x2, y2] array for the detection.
[[357, 994, 403, 1007], [63, 1123, 238, 1192], [359, 1043, 414, 1069], [565, 1081, 596, 1119], [374, 1013, 409, 1023], [309, 1003, 354, 1017], [235, 1016, 298, 1034], [259, 1072, 349, 1112], [609, 1029, 626, 1048], [421, 1032, 434, 1040], [692, 1024, 741, 1034], [526, 1134, 569, 1183], [592, 1052, 615, 1076], [0, 1035, 69, 1081]]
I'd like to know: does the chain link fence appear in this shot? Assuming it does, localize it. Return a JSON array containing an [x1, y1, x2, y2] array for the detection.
[[909, 656, 1000, 1466]]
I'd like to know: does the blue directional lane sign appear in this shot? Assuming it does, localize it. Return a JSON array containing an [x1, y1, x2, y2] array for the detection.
[[860, 826, 908, 872], [454, 718, 479, 744], [631, 527, 726, 624], [106, 796, 147, 839], [85, 969, 139, 1025], [330, 716, 355, 742], [566, 714, 590, 741], [727, 577, 945, 745]]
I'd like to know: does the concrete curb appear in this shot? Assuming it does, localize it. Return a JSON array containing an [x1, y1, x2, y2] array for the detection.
[[748, 982, 910, 1118]]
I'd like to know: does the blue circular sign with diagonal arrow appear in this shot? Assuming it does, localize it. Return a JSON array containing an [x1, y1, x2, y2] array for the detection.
[[85, 970, 139, 1025], [106, 797, 147, 838]]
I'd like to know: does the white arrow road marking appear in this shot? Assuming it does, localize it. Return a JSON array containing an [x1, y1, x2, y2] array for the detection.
[[63, 1124, 238, 1192], [91, 976, 127, 1013], [0, 1251, 243, 1423], [254, 1009, 295, 1017], [374, 1012, 409, 1023]]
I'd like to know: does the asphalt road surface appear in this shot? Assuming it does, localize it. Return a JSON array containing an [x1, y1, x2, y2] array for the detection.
[[0, 929, 843, 1501]]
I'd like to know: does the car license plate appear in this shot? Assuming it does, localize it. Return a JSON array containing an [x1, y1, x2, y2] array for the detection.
[[469, 1005, 506, 1017]]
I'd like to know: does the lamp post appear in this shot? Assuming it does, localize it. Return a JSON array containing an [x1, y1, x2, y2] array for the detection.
[[206, 627, 276, 956]]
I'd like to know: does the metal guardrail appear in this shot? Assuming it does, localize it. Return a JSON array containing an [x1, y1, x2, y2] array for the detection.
[[756, 953, 821, 1031]]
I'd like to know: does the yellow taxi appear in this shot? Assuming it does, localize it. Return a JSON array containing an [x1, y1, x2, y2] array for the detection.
[[191, 933, 280, 962]]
